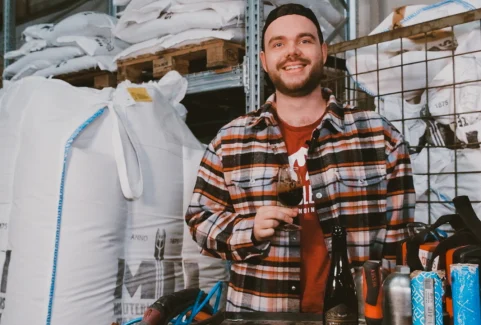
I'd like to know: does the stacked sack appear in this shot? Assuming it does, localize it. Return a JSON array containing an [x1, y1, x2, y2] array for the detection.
[[113, 0, 345, 61], [0, 72, 228, 325], [3, 12, 129, 81], [346, 0, 481, 226], [114, 0, 248, 60]]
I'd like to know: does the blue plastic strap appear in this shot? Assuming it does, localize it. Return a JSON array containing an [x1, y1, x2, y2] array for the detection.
[[45, 108, 107, 325]]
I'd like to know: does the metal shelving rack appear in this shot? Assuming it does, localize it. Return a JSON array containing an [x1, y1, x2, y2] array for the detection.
[[2, 0, 350, 111]]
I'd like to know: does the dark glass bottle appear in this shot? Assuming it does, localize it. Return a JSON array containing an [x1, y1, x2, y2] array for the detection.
[[323, 225, 358, 325]]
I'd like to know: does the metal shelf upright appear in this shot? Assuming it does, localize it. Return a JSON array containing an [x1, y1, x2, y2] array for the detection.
[[245, 0, 264, 112]]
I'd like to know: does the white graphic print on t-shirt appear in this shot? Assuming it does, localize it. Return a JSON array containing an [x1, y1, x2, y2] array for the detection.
[[288, 146, 315, 214]]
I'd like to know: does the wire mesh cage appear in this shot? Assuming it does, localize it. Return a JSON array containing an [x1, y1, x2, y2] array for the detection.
[[322, 7, 481, 229]]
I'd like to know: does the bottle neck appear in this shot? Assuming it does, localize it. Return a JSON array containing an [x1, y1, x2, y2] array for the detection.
[[332, 235, 347, 254]]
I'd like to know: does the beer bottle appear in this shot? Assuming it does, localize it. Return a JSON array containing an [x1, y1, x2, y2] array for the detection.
[[323, 225, 358, 325]]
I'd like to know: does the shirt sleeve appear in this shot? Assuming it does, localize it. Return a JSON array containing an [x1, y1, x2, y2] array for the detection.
[[185, 135, 270, 261], [382, 136, 416, 272]]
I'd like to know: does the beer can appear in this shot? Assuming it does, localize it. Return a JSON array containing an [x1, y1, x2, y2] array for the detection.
[[411, 271, 444, 325], [451, 264, 481, 325]]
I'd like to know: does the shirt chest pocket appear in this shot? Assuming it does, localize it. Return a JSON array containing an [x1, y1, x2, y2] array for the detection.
[[227, 167, 278, 211], [318, 165, 388, 227], [336, 166, 386, 189]]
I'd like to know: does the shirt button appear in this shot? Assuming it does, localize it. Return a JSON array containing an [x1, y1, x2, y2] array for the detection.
[[291, 286, 296, 291], [316, 192, 322, 199], [292, 236, 297, 241], [249, 178, 256, 185]]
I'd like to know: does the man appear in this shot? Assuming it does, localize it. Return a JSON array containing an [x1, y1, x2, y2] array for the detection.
[[186, 3, 415, 313]]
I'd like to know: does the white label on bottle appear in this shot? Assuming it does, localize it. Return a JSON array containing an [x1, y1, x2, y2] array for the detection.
[[424, 278, 435, 325]]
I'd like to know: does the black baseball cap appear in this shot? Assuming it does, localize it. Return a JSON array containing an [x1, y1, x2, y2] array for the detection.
[[262, 3, 324, 51]]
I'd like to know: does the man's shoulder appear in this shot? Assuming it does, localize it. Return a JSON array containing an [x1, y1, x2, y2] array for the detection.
[[217, 108, 263, 135], [344, 107, 404, 148], [345, 107, 401, 133]]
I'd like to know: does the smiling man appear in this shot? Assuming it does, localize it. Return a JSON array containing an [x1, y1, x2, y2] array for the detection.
[[186, 4, 415, 313]]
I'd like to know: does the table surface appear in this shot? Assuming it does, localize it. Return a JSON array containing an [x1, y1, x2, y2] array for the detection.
[[220, 313, 366, 325]]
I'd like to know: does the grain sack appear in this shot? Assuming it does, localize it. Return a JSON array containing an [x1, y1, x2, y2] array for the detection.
[[114, 6, 244, 44], [422, 29, 481, 136], [21, 12, 117, 46], [3, 46, 85, 80], [0, 77, 142, 325], [114, 0, 131, 5], [116, 0, 171, 26], [170, 1, 245, 23], [52, 12, 117, 46], [112, 75, 195, 322], [56, 35, 130, 56], [114, 27, 244, 61], [267, 0, 343, 27], [33, 55, 117, 78], [22, 24, 54, 42], [4, 39, 48, 60]]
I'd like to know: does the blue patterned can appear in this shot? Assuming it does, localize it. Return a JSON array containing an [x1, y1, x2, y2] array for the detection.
[[451, 264, 481, 325], [411, 271, 444, 325]]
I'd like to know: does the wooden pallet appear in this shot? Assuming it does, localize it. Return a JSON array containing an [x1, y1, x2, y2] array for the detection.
[[54, 68, 117, 89], [117, 39, 245, 83]]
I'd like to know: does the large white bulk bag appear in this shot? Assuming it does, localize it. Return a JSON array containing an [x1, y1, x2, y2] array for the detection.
[[0, 77, 142, 325], [112, 76, 192, 322], [114, 7, 243, 44], [0, 80, 25, 322], [422, 30, 481, 131], [346, 51, 451, 99], [378, 95, 426, 151], [412, 148, 481, 225]]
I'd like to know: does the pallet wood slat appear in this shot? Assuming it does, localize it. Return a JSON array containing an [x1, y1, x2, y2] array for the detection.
[[54, 68, 117, 89], [117, 39, 245, 83]]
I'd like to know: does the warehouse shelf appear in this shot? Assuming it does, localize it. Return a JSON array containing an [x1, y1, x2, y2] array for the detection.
[[185, 65, 244, 95]]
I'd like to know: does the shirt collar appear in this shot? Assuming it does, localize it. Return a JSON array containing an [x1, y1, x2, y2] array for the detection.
[[247, 88, 346, 133]]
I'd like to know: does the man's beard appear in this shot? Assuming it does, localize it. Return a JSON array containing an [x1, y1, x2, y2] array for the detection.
[[267, 57, 323, 97]]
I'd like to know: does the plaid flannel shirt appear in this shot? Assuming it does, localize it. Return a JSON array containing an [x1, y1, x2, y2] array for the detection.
[[186, 89, 415, 312]]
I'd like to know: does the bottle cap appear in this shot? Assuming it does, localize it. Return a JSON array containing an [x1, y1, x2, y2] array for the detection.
[[332, 225, 346, 236], [395, 265, 410, 274]]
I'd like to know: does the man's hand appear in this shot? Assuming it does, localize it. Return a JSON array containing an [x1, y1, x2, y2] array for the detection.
[[253, 206, 298, 242]]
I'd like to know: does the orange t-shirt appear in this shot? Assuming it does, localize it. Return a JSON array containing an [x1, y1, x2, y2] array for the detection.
[[278, 115, 330, 313]]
